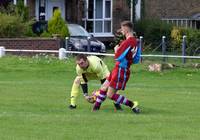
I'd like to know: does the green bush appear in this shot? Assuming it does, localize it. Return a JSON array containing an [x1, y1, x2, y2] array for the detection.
[[0, 13, 25, 37], [48, 9, 69, 38], [170, 27, 185, 51], [184, 28, 200, 55], [135, 19, 200, 55], [170, 27, 200, 55], [0, 1, 37, 37], [0, 1, 15, 15], [135, 19, 173, 49], [40, 31, 52, 37], [15, 0, 29, 22], [0, 13, 37, 38], [23, 21, 38, 37], [0, 0, 28, 22]]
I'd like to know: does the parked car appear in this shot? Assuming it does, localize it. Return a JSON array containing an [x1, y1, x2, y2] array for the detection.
[[66, 24, 106, 53]]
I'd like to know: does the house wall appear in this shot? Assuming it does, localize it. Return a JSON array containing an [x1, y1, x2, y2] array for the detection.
[[112, 0, 131, 32], [28, 0, 35, 19], [144, 0, 200, 18], [65, 0, 84, 24], [27, 0, 131, 35], [24, 0, 132, 45]]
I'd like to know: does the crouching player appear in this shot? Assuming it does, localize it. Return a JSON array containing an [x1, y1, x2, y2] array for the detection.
[[68, 54, 122, 110], [93, 21, 140, 113]]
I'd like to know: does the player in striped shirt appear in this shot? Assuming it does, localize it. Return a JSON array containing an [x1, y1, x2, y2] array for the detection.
[[93, 21, 140, 113]]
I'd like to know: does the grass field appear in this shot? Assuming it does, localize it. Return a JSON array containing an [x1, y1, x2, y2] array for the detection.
[[0, 55, 200, 140]]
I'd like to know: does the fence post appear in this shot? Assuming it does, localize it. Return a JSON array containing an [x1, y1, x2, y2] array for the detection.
[[87, 36, 91, 52], [65, 37, 69, 50], [65, 37, 69, 57], [59, 48, 66, 60], [139, 36, 143, 63], [162, 36, 166, 62], [0, 46, 5, 58], [182, 35, 186, 64]]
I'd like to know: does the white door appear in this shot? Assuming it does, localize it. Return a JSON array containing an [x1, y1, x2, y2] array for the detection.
[[46, 0, 65, 20]]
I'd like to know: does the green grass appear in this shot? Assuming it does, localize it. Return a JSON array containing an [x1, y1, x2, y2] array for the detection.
[[0, 55, 200, 140]]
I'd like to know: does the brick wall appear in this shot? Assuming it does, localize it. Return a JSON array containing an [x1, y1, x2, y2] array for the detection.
[[0, 38, 63, 55], [144, 0, 200, 18], [113, 0, 131, 33]]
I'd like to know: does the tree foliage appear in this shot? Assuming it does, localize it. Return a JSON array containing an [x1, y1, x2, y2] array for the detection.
[[48, 9, 69, 38]]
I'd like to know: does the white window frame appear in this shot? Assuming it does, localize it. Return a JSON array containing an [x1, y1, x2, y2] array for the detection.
[[13, 0, 27, 6], [35, 0, 65, 21], [35, 0, 47, 21], [13, 0, 17, 5], [83, 0, 113, 37]]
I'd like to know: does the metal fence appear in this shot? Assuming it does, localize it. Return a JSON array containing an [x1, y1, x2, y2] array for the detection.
[[1, 36, 200, 64]]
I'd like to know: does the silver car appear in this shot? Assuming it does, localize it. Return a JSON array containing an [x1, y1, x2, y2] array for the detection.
[[66, 24, 106, 53]]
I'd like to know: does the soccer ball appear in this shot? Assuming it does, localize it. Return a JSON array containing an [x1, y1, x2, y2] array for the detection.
[[88, 90, 100, 103]]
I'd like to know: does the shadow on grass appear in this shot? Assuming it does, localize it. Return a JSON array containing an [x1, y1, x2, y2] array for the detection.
[[138, 106, 172, 115], [66, 104, 172, 117], [99, 105, 172, 116]]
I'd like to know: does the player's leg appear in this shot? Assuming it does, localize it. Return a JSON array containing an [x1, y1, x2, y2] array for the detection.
[[107, 87, 133, 108], [100, 78, 122, 110], [102, 67, 140, 113], [93, 68, 120, 111], [107, 87, 140, 114], [92, 80, 109, 110], [113, 95, 123, 110], [69, 76, 81, 109]]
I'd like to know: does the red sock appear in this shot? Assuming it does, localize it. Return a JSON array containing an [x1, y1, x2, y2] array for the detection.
[[93, 90, 107, 108], [111, 93, 133, 108]]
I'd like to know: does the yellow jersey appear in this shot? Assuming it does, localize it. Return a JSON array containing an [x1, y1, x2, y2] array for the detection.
[[76, 56, 110, 81]]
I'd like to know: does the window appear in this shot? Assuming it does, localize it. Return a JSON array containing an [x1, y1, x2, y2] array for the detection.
[[105, 0, 111, 18], [95, 0, 103, 19], [82, 0, 112, 36], [12, 0, 27, 5], [88, 0, 94, 19]]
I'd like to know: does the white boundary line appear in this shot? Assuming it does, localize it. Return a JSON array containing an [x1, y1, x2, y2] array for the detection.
[[6, 49, 59, 53], [65, 51, 200, 59], [141, 54, 200, 59], [4, 49, 200, 59], [65, 50, 114, 56]]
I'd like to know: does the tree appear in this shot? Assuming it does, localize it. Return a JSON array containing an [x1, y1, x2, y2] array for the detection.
[[48, 9, 69, 38]]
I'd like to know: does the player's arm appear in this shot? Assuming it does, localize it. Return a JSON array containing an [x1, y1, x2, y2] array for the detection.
[[80, 76, 95, 103], [76, 66, 89, 97], [80, 80, 94, 103], [80, 73, 89, 97], [114, 44, 120, 53]]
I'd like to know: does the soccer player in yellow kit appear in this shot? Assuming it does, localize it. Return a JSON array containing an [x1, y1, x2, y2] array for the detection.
[[69, 54, 122, 110]]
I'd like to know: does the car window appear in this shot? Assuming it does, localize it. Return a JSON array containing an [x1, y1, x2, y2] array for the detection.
[[68, 24, 90, 37]]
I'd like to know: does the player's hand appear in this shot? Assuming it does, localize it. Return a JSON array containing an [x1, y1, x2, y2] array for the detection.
[[85, 95, 90, 100], [114, 45, 119, 53]]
